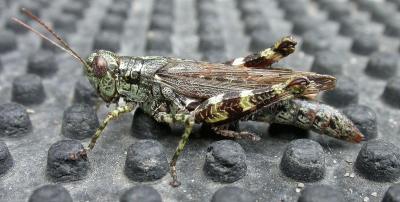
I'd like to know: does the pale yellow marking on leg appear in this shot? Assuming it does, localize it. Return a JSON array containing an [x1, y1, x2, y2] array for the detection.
[[239, 90, 255, 112], [87, 104, 135, 150], [232, 57, 245, 66]]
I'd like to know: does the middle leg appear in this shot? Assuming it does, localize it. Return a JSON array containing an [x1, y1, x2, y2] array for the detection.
[[212, 125, 261, 141], [154, 112, 195, 187]]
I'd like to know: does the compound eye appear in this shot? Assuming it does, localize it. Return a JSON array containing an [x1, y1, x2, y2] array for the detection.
[[92, 56, 108, 78]]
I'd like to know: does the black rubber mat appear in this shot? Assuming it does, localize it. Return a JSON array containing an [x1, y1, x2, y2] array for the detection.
[[1, 0, 400, 201]]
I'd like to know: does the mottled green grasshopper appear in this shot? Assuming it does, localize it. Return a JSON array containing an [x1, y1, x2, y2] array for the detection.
[[14, 9, 363, 187]]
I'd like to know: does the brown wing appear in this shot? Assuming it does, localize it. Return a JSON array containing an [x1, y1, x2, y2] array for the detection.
[[155, 58, 335, 100]]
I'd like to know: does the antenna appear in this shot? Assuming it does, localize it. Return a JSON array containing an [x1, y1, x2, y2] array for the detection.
[[12, 8, 91, 71]]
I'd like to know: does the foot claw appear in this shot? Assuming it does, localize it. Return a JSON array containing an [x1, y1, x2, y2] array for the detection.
[[252, 135, 261, 141], [79, 149, 88, 159], [169, 180, 181, 187], [243, 132, 261, 141], [67, 149, 88, 161]]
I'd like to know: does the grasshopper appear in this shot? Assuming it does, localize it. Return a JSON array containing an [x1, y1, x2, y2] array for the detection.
[[13, 9, 363, 187]]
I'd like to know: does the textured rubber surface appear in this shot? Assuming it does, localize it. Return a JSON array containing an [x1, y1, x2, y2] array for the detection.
[[0, 0, 400, 201]]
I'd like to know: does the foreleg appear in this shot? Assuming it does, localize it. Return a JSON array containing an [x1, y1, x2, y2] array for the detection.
[[87, 104, 135, 150]]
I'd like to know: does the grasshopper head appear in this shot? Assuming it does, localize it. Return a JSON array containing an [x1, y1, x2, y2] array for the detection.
[[85, 50, 121, 103], [12, 10, 121, 103]]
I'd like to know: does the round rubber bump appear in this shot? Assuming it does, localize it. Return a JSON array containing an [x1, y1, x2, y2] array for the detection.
[[12, 74, 46, 105], [249, 30, 280, 52], [0, 141, 13, 175], [311, 50, 345, 75], [199, 34, 225, 52], [238, 1, 261, 18], [389, 0, 400, 7], [280, 139, 325, 182], [351, 33, 379, 56], [298, 185, 345, 202], [365, 52, 398, 79], [0, 103, 32, 137], [279, 0, 306, 11], [108, 4, 129, 19], [385, 16, 400, 37], [301, 31, 332, 54], [281, 1, 308, 21], [204, 140, 247, 183], [292, 16, 322, 35], [369, 3, 397, 23], [339, 18, 368, 37], [120, 185, 162, 202], [356, 0, 378, 12], [355, 140, 400, 182], [5, 19, 29, 34], [342, 105, 377, 140], [236, 0, 252, 10], [211, 186, 256, 202], [153, 1, 173, 16], [322, 76, 358, 108], [242, 14, 270, 35], [197, 3, 219, 21], [315, 0, 335, 9], [73, 0, 90, 7], [27, 50, 58, 77], [131, 108, 170, 139], [150, 14, 173, 33], [382, 184, 400, 202], [198, 19, 222, 36], [36, 0, 51, 8], [197, 1, 217, 14], [146, 31, 172, 54], [0, 30, 17, 53], [327, 3, 351, 22], [46, 140, 90, 182], [124, 140, 169, 182], [53, 14, 77, 33], [61, 104, 99, 140], [93, 32, 120, 52], [100, 15, 125, 33], [28, 184, 73, 202], [62, 2, 85, 18], [382, 76, 400, 108], [73, 78, 99, 105], [242, 14, 264, 32]]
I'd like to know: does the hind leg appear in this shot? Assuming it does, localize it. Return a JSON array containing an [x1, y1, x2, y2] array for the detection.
[[224, 36, 297, 68]]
